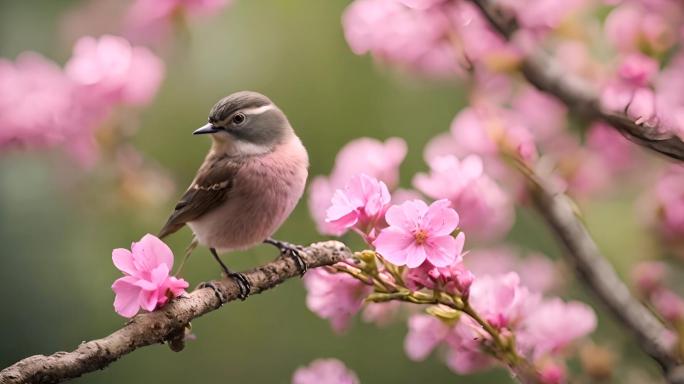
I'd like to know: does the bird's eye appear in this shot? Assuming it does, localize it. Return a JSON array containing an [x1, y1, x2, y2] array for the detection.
[[232, 113, 246, 125]]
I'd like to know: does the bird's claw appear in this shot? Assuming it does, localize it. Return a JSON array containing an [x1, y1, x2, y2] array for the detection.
[[228, 272, 251, 300], [197, 281, 227, 307], [283, 246, 308, 276]]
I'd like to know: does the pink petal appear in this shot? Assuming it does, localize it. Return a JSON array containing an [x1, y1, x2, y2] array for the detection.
[[423, 199, 460, 236], [405, 243, 428, 268], [374, 227, 414, 266], [112, 276, 142, 318], [132, 233, 174, 271], [385, 200, 428, 230], [112, 248, 137, 276], [149, 263, 170, 286], [139, 289, 159, 312], [425, 235, 460, 267]]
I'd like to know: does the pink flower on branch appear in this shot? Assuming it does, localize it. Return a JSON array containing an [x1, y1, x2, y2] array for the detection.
[[374, 199, 465, 268], [292, 358, 359, 384], [413, 154, 514, 241], [111, 234, 188, 318], [308, 137, 406, 236], [303, 268, 371, 333], [405, 260, 474, 296], [325, 174, 391, 238]]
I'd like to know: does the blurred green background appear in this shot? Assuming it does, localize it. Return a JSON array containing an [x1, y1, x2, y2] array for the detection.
[[0, 0, 666, 382]]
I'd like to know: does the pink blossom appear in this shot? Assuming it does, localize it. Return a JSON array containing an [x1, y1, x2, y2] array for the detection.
[[632, 261, 666, 294], [0, 52, 103, 165], [413, 155, 514, 241], [292, 359, 359, 384], [111, 234, 189, 318], [342, 0, 460, 76], [65, 35, 164, 106], [450, 105, 537, 162], [500, 0, 588, 33], [651, 289, 684, 322], [586, 122, 637, 174], [653, 166, 684, 239], [330, 137, 407, 189], [468, 272, 535, 329], [465, 247, 559, 294], [404, 314, 450, 360], [325, 174, 391, 236], [303, 268, 371, 333], [617, 54, 659, 87], [512, 87, 567, 144], [444, 317, 495, 374], [124, 0, 231, 44], [518, 299, 597, 359], [374, 199, 465, 268], [308, 137, 407, 236], [604, 4, 675, 54], [538, 361, 567, 384], [405, 260, 474, 296], [362, 301, 401, 326]]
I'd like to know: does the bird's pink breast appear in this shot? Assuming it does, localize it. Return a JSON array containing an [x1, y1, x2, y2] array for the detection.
[[188, 137, 309, 253]]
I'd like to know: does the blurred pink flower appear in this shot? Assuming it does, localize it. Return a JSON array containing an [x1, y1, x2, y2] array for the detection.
[[586, 122, 637, 174], [342, 0, 460, 76], [604, 4, 675, 54], [374, 199, 465, 268], [326, 174, 391, 236], [405, 260, 475, 296], [512, 87, 567, 145], [308, 137, 407, 235], [445, 317, 495, 374], [65, 35, 165, 106], [653, 166, 684, 239], [111, 234, 189, 318], [330, 137, 407, 189], [618, 54, 658, 87], [404, 314, 450, 360], [465, 247, 559, 294], [651, 289, 684, 322], [0, 52, 103, 165], [362, 301, 401, 326], [413, 154, 514, 241], [303, 268, 371, 333], [632, 261, 666, 294], [124, 0, 231, 44], [450, 105, 537, 162], [292, 359, 359, 384], [500, 0, 588, 33], [468, 272, 535, 329], [538, 361, 567, 384], [518, 298, 597, 359]]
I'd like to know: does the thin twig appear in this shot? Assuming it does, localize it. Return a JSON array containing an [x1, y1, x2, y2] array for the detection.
[[0, 241, 351, 384], [469, 0, 684, 161]]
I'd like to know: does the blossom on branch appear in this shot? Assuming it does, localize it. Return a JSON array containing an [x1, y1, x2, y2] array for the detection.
[[111, 234, 188, 318], [374, 199, 465, 268]]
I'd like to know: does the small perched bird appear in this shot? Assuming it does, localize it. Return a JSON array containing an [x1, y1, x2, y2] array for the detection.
[[159, 91, 309, 300]]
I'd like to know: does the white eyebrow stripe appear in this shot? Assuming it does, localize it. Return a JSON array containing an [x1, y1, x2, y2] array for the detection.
[[241, 104, 275, 115]]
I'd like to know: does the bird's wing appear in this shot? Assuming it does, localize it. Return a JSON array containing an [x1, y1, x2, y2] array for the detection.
[[158, 157, 241, 239]]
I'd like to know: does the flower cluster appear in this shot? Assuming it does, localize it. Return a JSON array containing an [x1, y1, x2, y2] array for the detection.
[[0, 35, 164, 167], [305, 160, 597, 381]]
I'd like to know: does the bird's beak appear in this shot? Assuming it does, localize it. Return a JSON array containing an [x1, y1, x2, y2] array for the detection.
[[193, 123, 220, 135]]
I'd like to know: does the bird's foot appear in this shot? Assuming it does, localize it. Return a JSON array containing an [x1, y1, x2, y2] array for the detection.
[[228, 272, 251, 301], [264, 238, 308, 276], [197, 281, 227, 307]]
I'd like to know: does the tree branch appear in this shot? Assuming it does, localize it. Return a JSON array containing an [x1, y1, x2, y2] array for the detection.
[[469, 0, 684, 161], [0, 240, 351, 384], [524, 172, 684, 383]]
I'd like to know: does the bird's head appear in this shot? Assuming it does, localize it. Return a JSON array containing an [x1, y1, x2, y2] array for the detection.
[[194, 91, 292, 154]]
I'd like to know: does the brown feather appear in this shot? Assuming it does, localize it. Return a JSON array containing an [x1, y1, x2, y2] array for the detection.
[[158, 155, 242, 239]]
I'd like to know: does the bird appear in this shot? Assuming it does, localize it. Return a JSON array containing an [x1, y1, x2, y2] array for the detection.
[[159, 91, 309, 301]]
